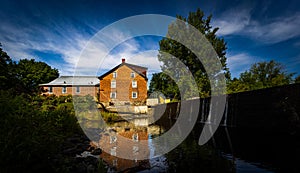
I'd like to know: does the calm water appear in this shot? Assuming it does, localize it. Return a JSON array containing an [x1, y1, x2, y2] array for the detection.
[[80, 114, 300, 173]]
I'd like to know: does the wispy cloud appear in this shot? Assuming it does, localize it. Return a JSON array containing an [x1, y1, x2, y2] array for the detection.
[[213, 7, 300, 44], [0, 13, 93, 75], [246, 14, 300, 44], [0, 11, 162, 76], [76, 32, 162, 76], [213, 8, 252, 36], [227, 53, 263, 78]]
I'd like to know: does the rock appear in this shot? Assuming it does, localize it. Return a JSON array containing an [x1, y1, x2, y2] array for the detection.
[[77, 143, 90, 152], [75, 157, 85, 163], [91, 148, 102, 155], [87, 164, 95, 173], [71, 162, 86, 173], [84, 156, 98, 167], [87, 146, 95, 152]]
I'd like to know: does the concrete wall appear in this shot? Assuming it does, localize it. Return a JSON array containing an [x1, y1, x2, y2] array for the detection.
[[229, 83, 300, 132], [152, 83, 300, 133]]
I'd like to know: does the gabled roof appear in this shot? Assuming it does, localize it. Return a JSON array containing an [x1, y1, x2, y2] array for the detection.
[[39, 76, 100, 86], [98, 62, 148, 80]]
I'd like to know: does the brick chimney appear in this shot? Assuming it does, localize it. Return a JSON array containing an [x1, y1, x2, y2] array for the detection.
[[122, 58, 125, 63]]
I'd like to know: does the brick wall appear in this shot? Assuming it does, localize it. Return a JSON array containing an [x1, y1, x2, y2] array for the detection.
[[99, 65, 147, 105], [41, 85, 99, 97]]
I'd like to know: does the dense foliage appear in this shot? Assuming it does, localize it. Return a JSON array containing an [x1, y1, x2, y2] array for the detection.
[[14, 59, 59, 94], [149, 72, 179, 99], [149, 13, 298, 97], [0, 43, 14, 90], [0, 91, 82, 172], [0, 45, 104, 172], [227, 60, 295, 93], [149, 8, 230, 98], [0, 44, 59, 94]]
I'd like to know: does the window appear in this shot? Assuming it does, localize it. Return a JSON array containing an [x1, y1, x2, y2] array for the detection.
[[132, 80, 137, 88], [132, 92, 138, 98], [110, 92, 116, 99], [76, 86, 80, 93], [62, 86, 67, 93], [113, 72, 117, 78], [131, 72, 135, 78], [111, 146, 117, 156], [111, 80, 116, 88], [48, 86, 53, 93]]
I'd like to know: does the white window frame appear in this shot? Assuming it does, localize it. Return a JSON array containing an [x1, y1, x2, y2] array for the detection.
[[62, 86, 67, 93], [132, 92, 138, 99], [112, 72, 117, 78], [76, 86, 80, 93], [132, 80, 137, 88], [110, 92, 117, 99], [48, 86, 53, 94], [111, 80, 116, 88], [131, 72, 135, 78]]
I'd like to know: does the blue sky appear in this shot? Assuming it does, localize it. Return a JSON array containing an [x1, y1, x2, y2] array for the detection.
[[0, 0, 300, 79]]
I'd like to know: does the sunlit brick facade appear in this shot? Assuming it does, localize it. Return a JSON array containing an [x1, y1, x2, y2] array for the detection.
[[99, 59, 148, 105]]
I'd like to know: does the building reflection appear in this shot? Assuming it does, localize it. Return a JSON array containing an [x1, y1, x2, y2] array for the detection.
[[97, 121, 162, 172]]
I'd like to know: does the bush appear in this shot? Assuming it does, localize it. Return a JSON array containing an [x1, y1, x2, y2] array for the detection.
[[0, 91, 82, 172], [101, 111, 120, 123]]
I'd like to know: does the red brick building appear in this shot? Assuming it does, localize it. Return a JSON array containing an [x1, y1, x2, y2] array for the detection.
[[39, 76, 99, 98], [99, 59, 148, 105]]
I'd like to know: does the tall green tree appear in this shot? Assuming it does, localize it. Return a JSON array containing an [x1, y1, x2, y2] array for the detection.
[[149, 72, 179, 99], [0, 44, 59, 94], [227, 60, 295, 93], [14, 59, 59, 94], [0, 43, 14, 90], [150, 8, 230, 98]]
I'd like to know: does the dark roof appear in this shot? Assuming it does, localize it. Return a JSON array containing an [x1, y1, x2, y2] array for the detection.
[[39, 76, 100, 86], [98, 62, 148, 80]]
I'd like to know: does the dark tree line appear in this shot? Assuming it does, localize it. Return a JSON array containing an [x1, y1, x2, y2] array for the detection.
[[0, 43, 59, 94], [227, 60, 296, 93]]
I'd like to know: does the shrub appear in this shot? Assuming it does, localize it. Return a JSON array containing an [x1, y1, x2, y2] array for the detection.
[[0, 91, 82, 172]]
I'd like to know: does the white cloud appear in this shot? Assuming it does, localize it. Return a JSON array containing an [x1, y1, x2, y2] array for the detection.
[[213, 8, 251, 36], [227, 53, 263, 78], [126, 50, 162, 71], [74, 29, 161, 76], [246, 14, 300, 44], [0, 17, 93, 75], [0, 14, 162, 77], [213, 7, 300, 44]]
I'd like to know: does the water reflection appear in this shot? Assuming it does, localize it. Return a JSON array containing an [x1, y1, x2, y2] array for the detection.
[[93, 118, 161, 171], [88, 116, 234, 172], [79, 111, 299, 172]]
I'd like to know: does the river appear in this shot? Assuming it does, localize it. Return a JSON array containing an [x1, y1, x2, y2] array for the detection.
[[78, 113, 299, 173]]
